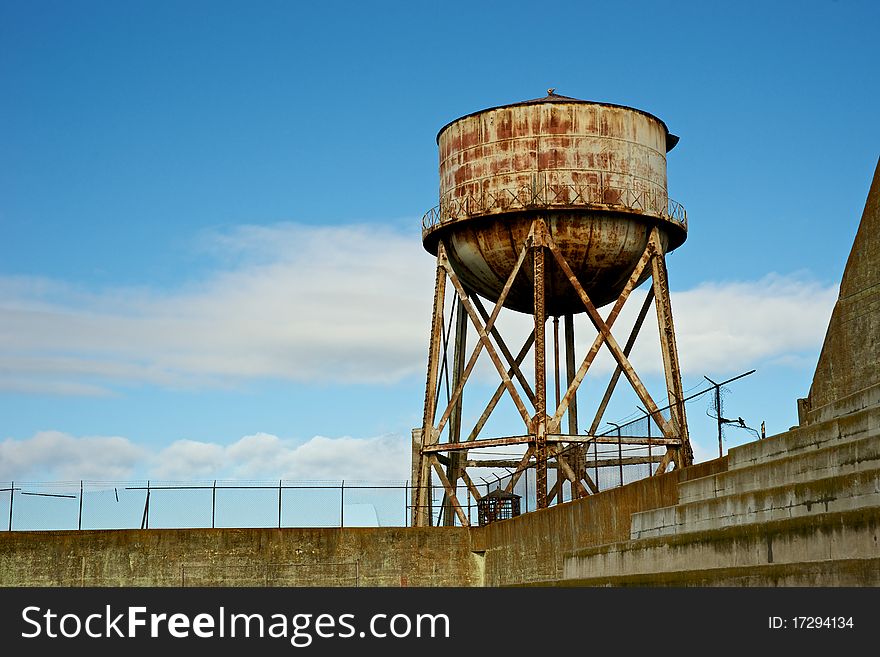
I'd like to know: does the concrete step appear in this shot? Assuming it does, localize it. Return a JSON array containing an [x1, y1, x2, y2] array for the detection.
[[678, 433, 880, 504], [800, 382, 880, 427], [542, 557, 880, 587], [631, 468, 880, 539], [727, 402, 880, 471], [563, 507, 880, 582]]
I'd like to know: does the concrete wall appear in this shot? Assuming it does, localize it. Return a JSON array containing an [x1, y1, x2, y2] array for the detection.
[[0, 461, 726, 587], [2, 450, 874, 587], [0, 527, 482, 587], [800, 158, 880, 424], [472, 458, 726, 586], [561, 507, 880, 586]]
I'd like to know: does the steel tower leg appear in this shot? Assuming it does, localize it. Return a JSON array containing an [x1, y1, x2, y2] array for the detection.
[[413, 247, 447, 527], [443, 298, 467, 525], [648, 228, 693, 469], [552, 315, 561, 504], [533, 222, 548, 510], [563, 313, 580, 497]]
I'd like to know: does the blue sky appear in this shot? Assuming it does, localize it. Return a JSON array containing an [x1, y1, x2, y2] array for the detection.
[[1, 0, 878, 484]]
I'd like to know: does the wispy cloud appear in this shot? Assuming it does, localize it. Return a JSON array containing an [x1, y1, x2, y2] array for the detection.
[[0, 431, 147, 481], [626, 273, 838, 376], [153, 432, 410, 481], [0, 223, 434, 394], [0, 430, 411, 482], [0, 223, 836, 396], [461, 272, 836, 383]]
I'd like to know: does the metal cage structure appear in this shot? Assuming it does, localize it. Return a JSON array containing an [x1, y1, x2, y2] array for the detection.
[[477, 489, 522, 526]]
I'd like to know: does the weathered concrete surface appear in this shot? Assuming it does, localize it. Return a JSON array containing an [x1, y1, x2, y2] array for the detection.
[[0, 461, 724, 587], [533, 558, 880, 587], [731, 399, 880, 470], [472, 459, 726, 586], [562, 507, 880, 584], [0, 527, 482, 587], [632, 469, 880, 539], [799, 158, 880, 425], [561, 356, 880, 583], [671, 403, 880, 512], [678, 427, 880, 504]]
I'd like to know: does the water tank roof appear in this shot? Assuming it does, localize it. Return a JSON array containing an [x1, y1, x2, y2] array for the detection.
[[436, 90, 680, 152]]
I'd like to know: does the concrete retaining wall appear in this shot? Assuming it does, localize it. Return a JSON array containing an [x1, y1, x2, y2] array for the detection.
[[562, 507, 880, 585], [0, 527, 482, 587], [472, 458, 726, 586], [0, 460, 725, 587], [632, 469, 880, 539]]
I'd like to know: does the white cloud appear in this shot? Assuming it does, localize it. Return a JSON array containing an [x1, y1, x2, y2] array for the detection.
[[457, 272, 836, 392], [0, 222, 836, 396], [0, 431, 146, 481], [150, 439, 227, 479], [668, 274, 837, 376], [263, 433, 409, 481], [0, 223, 434, 394], [0, 429, 411, 482]]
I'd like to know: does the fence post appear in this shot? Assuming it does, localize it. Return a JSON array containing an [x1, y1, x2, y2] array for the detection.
[[277, 479, 282, 529], [78, 480, 83, 530], [705, 375, 723, 458], [609, 422, 622, 487], [716, 383, 722, 457], [647, 420, 653, 478], [140, 480, 151, 530], [212, 480, 216, 529], [7, 481, 13, 531], [404, 480, 408, 527], [340, 480, 345, 528]]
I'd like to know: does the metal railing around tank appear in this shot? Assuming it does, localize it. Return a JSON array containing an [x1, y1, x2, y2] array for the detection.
[[422, 182, 687, 232]]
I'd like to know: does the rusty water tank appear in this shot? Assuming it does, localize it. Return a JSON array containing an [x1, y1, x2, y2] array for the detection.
[[422, 92, 687, 315]]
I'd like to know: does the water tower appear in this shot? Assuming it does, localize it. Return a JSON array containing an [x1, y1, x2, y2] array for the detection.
[[412, 91, 693, 527]]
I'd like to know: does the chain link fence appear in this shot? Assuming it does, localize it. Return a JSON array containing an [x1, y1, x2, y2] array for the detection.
[[0, 479, 485, 531], [0, 480, 417, 531], [1, 373, 758, 531], [490, 370, 760, 509]]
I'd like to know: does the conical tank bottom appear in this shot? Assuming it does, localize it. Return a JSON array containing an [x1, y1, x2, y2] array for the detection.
[[427, 212, 682, 316]]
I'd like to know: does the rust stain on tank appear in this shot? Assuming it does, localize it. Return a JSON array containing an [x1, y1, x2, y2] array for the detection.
[[423, 92, 686, 315]]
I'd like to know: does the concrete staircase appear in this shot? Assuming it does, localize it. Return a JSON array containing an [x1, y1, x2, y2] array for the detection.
[[559, 401, 880, 586]]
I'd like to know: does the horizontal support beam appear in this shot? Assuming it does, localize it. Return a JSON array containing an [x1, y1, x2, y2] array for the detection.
[[584, 454, 665, 468], [547, 434, 682, 446], [422, 435, 531, 454], [423, 434, 681, 453], [466, 459, 529, 469], [465, 454, 665, 470]]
